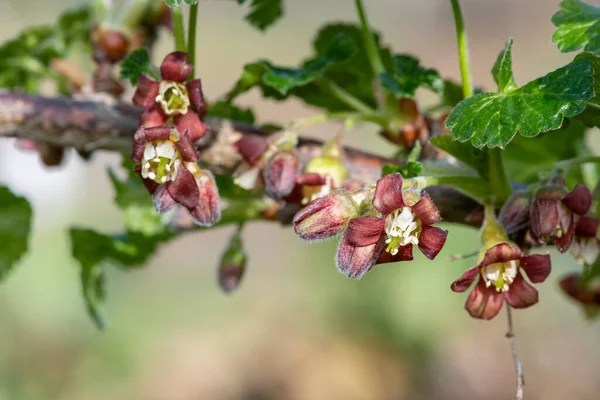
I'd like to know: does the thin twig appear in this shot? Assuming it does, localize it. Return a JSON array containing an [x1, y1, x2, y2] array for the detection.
[[505, 306, 525, 400]]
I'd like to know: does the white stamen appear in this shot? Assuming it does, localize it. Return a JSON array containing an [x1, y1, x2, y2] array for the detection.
[[384, 207, 420, 254], [148, 172, 156, 180], [484, 260, 518, 292]]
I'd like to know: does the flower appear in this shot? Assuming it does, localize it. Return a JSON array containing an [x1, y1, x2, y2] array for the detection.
[[298, 137, 347, 204], [570, 216, 600, 265], [131, 126, 220, 226], [218, 231, 247, 294], [559, 273, 600, 308], [451, 243, 551, 320], [132, 51, 207, 142], [530, 183, 592, 252], [336, 173, 448, 279]]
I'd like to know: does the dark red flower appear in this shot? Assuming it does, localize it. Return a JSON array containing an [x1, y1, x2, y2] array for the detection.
[[530, 184, 592, 252], [451, 243, 551, 320], [132, 51, 207, 142], [559, 273, 600, 307], [131, 126, 220, 226], [336, 173, 448, 279]]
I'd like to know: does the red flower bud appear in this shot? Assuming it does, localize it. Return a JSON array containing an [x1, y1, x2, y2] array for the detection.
[[218, 230, 247, 294], [293, 190, 359, 241], [498, 191, 531, 234], [188, 167, 221, 227], [263, 150, 300, 199]]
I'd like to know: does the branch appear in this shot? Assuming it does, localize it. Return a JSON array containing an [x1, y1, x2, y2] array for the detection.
[[0, 91, 482, 227], [506, 306, 525, 400]]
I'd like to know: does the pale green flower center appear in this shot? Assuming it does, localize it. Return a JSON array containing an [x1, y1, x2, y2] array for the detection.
[[156, 80, 190, 116], [141, 140, 181, 184]]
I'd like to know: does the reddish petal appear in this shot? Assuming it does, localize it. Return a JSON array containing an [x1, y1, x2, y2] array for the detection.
[[144, 126, 172, 141], [451, 266, 480, 293], [412, 191, 442, 225], [376, 244, 413, 264], [336, 233, 384, 279], [465, 278, 504, 320], [296, 173, 327, 186], [372, 173, 405, 215], [530, 197, 560, 239], [152, 185, 176, 213], [555, 215, 574, 253], [174, 112, 207, 143], [186, 79, 206, 116], [520, 254, 551, 283], [498, 191, 531, 233], [167, 166, 200, 209], [190, 169, 221, 226], [562, 184, 592, 215], [418, 225, 448, 260], [139, 104, 168, 128], [236, 135, 268, 165], [504, 273, 538, 309], [345, 216, 385, 246], [174, 133, 200, 162], [132, 75, 159, 107], [263, 150, 300, 199], [131, 128, 148, 162], [575, 217, 600, 238], [478, 242, 521, 268], [293, 190, 358, 241], [160, 51, 192, 82], [559, 273, 599, 306]]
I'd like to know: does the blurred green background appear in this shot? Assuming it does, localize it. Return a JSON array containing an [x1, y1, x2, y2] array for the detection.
[[1, 0, 599, 399]]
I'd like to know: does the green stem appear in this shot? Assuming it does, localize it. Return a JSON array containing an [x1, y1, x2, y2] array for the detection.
[[489, 148, 512, 204], [449, 0, 474, 98], [291, 111, 388, 129], [315, 78, 377, 115], [188, 3, 199, 77], [355, 0, 385, 75], [556, 155, 600, 170], [172, 6, 186, 52]]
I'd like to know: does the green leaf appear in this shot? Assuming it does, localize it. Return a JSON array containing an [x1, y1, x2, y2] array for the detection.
[[429, 136, 489, 179], [164, 0, 183, 7], [241, 0, 283, 31], [552, 0, 600, 54], [381, 161, 422, 179], [379, 55, 443, 98], [184, 0, 199, 4], [574, 52, 600, 127], [446, 59, 594, 148], [207, 101, 256, 124], [120, 48, 159, 86], [491, 38, 517, 94], [0, 186, 33, 280]]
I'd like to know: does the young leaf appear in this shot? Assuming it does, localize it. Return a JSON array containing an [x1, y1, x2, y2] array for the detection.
[[552, 0, 600, 54], [379, 55, 443, 98], [0, 186, 33, 281], [239, 0, 283, 32], [381, 161, 423, 179], [491, 38, 517, 93], [120, 48, 159, 85], [429, 136, 489, 179], [446, 58, 594, 148]]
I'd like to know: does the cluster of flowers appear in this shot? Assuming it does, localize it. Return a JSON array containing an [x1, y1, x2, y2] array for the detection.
[[130, 52, 219, 226]]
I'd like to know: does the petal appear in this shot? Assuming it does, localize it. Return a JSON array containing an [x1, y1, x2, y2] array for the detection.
[[412, 191, 442, 225], [293, 190, 358, 241], [530, 197, 560, 239], [186, 79, 206, 116], [478, 242, 521, 268], [562, 184, 592, 215], [345, 216, 385, 246], [296, 172, 327, 186], [377, 244, 413, 264], [131, 128, 149, 162], [166, 166, 200, 209], [160, 51, 192, 82], [575, 216, 600, 238], [555, 214, 574, 253], [498, 191, 531, 233], [236, 135, 268, 165], [336, 233, 384, 279], [190, 169, 221, 226], [504, 273, 538, 309], [559, 273, 598, 305], [152, 185, 176, 213], [263, 150, 300, 199], [134, 164, 158, 194], [465, 278, 504, 320], [451, 266, 480, 293], [174, 112, 207, 143], [139, 104, 168, 128], [372, 173, 405, 215], [132, 75, 159, 107], [174, 132, 200, 162], [418, 225, 448, 260], [520, 254, 551, 283], [144, 126, 172, 141]]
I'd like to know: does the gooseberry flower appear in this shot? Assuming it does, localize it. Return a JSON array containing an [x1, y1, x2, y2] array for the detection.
[[559, 273, 600, 308], [131, 126, 220, 226], [570, 216, 600, 265], [336, 173, 448, 279], [530, 183, 592, 252], [451, 243, 551, 320], [132, 51, 207, 142]]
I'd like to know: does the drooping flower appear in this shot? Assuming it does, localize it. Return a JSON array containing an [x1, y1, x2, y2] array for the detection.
[[451, 243, 551, 320], [132, 51, 207, 142], [336, 173, 448, 279], [559, 273, 600, 309], [530, 184, 592, 252], [233, 132, 300, 199], [131, 126, 220, 226], [570, 216, 600, 265]]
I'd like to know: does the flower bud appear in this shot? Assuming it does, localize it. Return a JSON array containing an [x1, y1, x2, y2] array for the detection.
[[188, 166, 221, 227], [93, 27, 130, 63], [263, 150, 300, 199], [293, 190, 358, 241], [498, 190, 531, 233], [218, 230, 247, 294]]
